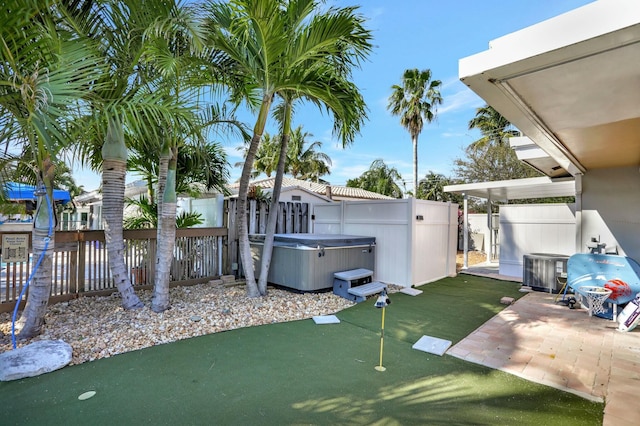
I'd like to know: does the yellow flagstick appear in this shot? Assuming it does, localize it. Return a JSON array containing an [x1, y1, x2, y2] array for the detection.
[[374, 289, 390, 372], [375, 306, 386, 371]]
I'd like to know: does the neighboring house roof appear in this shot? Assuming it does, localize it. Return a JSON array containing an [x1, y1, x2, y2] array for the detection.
[[459, 0, 640, 178], [76, 180, 223, 206], [75, 190, 100, 204], [277, 185, 333, 203], [228, 177, 395, 201]]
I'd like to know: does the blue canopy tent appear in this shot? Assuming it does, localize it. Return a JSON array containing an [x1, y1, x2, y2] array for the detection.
[[2, 182, 71, 204]]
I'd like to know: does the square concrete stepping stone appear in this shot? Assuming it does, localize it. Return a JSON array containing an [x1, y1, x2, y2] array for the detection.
[[412, 335, 452, 356]]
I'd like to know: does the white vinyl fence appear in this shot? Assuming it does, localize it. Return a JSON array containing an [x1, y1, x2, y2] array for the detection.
[[499, 204, 576, 278], [313, 198, 458, 287]]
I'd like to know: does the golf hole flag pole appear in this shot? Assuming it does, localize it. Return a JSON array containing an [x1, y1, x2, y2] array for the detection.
[[374, 288, 390, 372]]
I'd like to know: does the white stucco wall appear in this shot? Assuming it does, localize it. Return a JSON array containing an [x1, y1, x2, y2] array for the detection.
[[581, 166, 640, 260], [278, 188, 332, 205]]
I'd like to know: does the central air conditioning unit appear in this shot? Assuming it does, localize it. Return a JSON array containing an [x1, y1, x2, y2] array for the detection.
[[523, 253, 570, 293]]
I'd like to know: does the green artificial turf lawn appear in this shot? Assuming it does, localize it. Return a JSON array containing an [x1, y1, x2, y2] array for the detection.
[[0, 276, 603, 425]]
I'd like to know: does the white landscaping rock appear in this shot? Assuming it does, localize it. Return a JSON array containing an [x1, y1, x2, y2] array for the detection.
[[0, 340, 72, 381]]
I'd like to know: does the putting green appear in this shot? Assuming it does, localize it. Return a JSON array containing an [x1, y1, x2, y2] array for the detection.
[[0, 276, 602, 425]]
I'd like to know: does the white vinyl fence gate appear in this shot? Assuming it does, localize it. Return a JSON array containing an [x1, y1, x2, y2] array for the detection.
[[312, 198, 458, 287]]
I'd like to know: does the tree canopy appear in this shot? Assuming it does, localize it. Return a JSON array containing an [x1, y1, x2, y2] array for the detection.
[[468, 105, 519, 150], [415, 171, 460, 203], [346, 159, 404, 199], [388, 68, 442, 194], [238, 126, 332, 182]]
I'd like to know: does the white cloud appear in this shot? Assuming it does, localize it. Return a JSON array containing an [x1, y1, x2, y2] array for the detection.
[[223, 145, 243, 160], [439, 83, 484, 115]]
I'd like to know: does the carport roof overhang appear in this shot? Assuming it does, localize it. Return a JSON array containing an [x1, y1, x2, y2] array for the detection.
[[459, 0, 640, 178], [444, 177, 575, 202]]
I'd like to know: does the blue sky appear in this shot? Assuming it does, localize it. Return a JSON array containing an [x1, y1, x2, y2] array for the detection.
[[74, 0, 594, 192]]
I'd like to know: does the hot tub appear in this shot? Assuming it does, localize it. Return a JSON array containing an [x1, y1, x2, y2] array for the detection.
[[249, 233, 376, 291]]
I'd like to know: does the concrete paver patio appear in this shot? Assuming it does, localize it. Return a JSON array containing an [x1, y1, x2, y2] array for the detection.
[[448, 289, 640, 426]]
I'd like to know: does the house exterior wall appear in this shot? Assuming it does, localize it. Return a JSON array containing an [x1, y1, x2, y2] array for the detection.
[[313, 199, 458, 287], [581, 166, 640, 260], [498, 204, 576, 278], [278, 188, 332, 205]]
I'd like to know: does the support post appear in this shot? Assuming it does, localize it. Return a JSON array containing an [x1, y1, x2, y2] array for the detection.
[[463, 193, 468, 269]]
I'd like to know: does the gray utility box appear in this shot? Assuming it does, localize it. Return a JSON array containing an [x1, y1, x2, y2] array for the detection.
[[523, 253, 569, 293], [249, 233, 375, 292]]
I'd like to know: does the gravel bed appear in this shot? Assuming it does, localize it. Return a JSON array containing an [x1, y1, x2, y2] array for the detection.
[[0, 282, 374, 365]]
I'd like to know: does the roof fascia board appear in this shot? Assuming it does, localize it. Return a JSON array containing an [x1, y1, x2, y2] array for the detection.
[[459, 0, 640, 177], [460, 0, 640, 79]]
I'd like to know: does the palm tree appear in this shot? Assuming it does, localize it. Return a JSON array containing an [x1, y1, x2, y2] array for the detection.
[[203, 0, 284, 297], [235, 133, 280, 179], [468, 105, 519, 150], [70, 0, 221, 312], [259, 78, 368, 294], [70, 0, 190, 312], [416, 171, 451, 201], [123, 196, 204, 230], [388, 68, 443, 196], [237, 127, 331, 181], [286, 127, 332, 182], [126, 140, 230, 234], [346, 159, 404, 198], [144, 8, 246, 312], [204, 0, 372, 297], [176, 142, 231, 196], [0, 0, 101, 338], [140, 2, 210, 313]]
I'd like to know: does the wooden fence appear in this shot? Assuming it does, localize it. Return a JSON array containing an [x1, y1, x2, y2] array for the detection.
[[0, 227, 227, 313], [224, 199, 310, 276], [0, 200, 310, 312]]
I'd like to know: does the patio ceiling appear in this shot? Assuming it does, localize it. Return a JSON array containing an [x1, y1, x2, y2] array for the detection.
[[459, 0, 640, 178], [444, 176, 576, 202]]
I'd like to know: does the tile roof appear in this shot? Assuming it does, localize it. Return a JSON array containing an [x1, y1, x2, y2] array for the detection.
[[228, 177, 394, 200]]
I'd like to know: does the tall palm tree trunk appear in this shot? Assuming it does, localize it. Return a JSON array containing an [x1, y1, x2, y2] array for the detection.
[[412, 134, 418, 197], [157, 146, 171, 217], [152, 147, 177, 312], [16, 189, 55, 338], [102, 118, 143, 309], [257, 103, 292, 295], [237, 133, 261, 297], [238, 95, 272, 297]]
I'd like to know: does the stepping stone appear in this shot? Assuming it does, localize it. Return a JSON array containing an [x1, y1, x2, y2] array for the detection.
[[312, 315, 340, 324], [400, 287, 423, 296], [412, 335, 452, 356], [500, 296, 515, 305]]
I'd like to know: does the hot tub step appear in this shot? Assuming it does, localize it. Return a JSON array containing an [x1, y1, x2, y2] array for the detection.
[[333, 268, 374, 301], [348, 281, 386, 303]]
